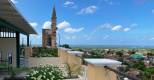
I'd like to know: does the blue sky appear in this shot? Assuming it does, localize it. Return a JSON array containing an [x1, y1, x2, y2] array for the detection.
[[11, 0, 154, 46]]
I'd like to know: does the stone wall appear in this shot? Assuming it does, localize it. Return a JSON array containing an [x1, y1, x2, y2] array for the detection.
[[58, 48, 83, 76], [87, 64, 117, 80], [27, 57, 60, 68]]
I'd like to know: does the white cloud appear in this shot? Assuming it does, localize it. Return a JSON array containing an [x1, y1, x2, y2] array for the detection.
[[64, 1, 74, 6], [30, 22, 38, 28], [11, 0, 18, 4], [149, 37, 154, 40], [71, 5, 78, 9], [123, 28, 131, 32], [64, 1, 77, 9], [103, 0, 120, 5], [102, 35, 109, 40], [65, 35, 77, 40], [58, 21, 84, 33], [64, 27, 84, 33], [130, 23, 138, 27], [111, 25, 122, 31], [57, 21, 70, 29], [42, 21, 51, 29], [77, 5, 97, 15], [152, 9, 154, 14], [83, 34, 88, 38], [30, 34, 42, 39], [109, 2, 114, 5], [86, 23, 134, 40], [100, 23, 113, 29], [20, 34, 42, 45], [100, 23, 133, 32]]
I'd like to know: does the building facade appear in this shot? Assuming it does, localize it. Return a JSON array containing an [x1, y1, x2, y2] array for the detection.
[[0, 0, 36, 68], [42, 6, 57, 48]]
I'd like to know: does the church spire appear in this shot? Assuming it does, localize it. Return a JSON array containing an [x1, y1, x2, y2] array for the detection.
[[52, 5, 56, 19], [51, 4, 57, 48]]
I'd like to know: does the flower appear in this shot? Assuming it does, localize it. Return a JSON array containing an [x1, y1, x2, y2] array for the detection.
[[26, 65, 64, 80]]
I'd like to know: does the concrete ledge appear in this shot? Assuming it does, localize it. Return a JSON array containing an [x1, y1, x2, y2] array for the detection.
[[84, 59, 122, 66], [59, 47, 72, 51], [85, 59, 122, 80], [67, 51, 84, 57]]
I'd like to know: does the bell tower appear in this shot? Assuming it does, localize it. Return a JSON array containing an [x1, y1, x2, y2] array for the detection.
[[51, 5, 57, 48]]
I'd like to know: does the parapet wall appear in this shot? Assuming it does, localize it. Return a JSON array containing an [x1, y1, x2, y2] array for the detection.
[[27, 57, 60, 68], [25, 47, 121, 80], [58, 48, 83, 76], [59, 47, 121, 80]]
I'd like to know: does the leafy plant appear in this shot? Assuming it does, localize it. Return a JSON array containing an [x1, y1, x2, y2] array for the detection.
[[10, 69, 16, 78], [141, 67, 154, 80], [32, 47, 58, 57], [83, 50, 104, 58], [116, 51, 123, 57], [65, 63, 81, 78], [65, 63, 72, 78], [133, 61, 145, 71], [26, 65, 64, 80]]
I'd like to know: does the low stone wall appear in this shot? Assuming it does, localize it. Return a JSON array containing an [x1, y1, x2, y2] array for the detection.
[[27, 57, 60, 68], [24, 47, 33, 58], [85, 59, 122, 80], [58, 48, 84, 77], [58, 48, 70, 64], [87, 64, 117, 80]]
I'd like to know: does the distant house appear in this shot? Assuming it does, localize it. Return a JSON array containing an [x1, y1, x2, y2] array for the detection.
[[130, 53, 144, 60], [0, 0, 37, 68], [149, 56, 154, 65]]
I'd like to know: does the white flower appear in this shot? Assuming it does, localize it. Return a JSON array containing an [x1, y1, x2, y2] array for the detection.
[[43, 75, 45, 78], [32, 77, 36, 80], [44, 72, 46, 75], [49, 72, 52, 75], [26, 75, 29, 77], [37, 75, 42, 80]]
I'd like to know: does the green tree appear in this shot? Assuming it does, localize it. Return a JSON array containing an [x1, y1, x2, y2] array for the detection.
[[116, 51, 123, 57], [141, 67, 154, 80], [133, 61, 145, 71], [61, 44, 71, 49]]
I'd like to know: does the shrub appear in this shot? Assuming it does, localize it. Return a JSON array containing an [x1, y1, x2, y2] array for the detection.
[[32, 47, 58, 57], [83, 50, 104, 58], [141, 67, 154, 80], [116, 51, 123, 57], [133, 61, 145, 71], [26, 65, 64, 80], [60, 44, 71, 49], [73, 48, 83, 51]]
